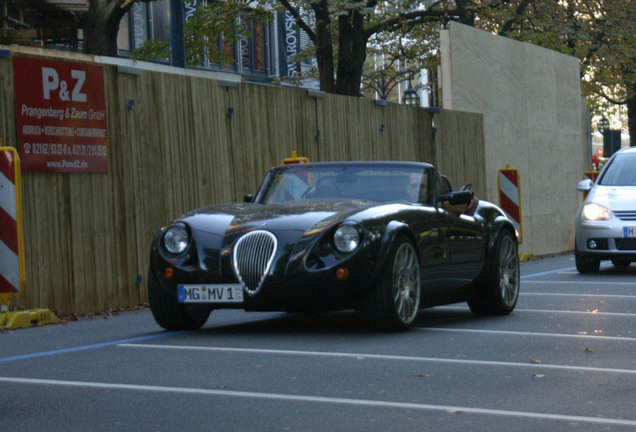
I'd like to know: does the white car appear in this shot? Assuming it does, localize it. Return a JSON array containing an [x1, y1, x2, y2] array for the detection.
[[575, 147, 636, 273]]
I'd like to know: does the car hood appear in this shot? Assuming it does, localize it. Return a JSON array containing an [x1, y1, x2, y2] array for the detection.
[[177, 200, 377, 245], [588, 185, 636, 211]]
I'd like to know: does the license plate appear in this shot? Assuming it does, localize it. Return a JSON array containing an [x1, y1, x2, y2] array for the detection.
[[177, 284, 243, 303], [624, 227, 636, 238]]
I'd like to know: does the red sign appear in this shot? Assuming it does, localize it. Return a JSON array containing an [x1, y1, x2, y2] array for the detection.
[[13, 56, 108, 173], [498, 167, 523, 244], [0, 148, 20, 294]]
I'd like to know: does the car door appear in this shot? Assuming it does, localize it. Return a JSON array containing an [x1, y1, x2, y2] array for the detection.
[[408, 168, 455, 301], [433, 172, 486, 287], [442, 208, 485, 282], [412, 204, 451, 283]]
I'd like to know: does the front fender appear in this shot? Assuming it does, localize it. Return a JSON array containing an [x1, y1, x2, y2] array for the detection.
[[480, 215, 517, 278], [374, 221, 417, 280]]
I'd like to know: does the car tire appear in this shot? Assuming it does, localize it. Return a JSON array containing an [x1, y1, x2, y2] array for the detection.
[[611, 259, 631, 268], [468, 230, 519, 315], [148, 271, 211, 330], [575, 250, 600, 273], [362, 235, 421, 331]]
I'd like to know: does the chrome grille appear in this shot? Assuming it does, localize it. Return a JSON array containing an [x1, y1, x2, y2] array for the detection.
[[232, 230, 277, 296], [614, 211, 636, 221]]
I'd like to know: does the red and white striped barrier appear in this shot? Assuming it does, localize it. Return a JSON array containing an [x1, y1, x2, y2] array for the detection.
[[0, 146, 23, 299], [498, 166, 523, 244]]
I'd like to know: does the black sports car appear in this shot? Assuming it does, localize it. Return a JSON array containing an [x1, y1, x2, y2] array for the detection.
[[148, 161, 520, 331]]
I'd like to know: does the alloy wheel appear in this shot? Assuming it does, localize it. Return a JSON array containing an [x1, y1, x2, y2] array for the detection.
[[392, 242, 421, 324], [498, 235, 519, 307]]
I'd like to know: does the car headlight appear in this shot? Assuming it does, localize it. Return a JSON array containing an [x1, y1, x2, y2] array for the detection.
[[333, 225, 360, 253], [163, 223, 190, 255], [582, 203, 611, 221]]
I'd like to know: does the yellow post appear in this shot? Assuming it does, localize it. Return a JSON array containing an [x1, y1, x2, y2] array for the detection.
[[0, 141, 58, 329], [281, 150, 309, 165]]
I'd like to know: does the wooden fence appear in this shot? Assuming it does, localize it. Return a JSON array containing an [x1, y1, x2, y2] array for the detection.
[[0, 46, 485, 314]]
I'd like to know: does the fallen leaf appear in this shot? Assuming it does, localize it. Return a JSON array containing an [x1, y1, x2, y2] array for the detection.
[[529, 359, 543, 364], [585, 347, 596, 353]]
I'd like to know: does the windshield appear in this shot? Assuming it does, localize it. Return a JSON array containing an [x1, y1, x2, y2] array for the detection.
[[598, 152, 636, 186], [257, 164, 432, 205]]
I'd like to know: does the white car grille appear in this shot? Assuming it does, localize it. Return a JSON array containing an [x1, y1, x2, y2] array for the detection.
[[614, 211, 636, 221], [232, 230, 277, 295]]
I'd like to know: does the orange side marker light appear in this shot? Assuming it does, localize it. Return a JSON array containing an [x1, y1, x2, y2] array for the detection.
[[336, 267, 349, 281], [164, 267, 175, 279]]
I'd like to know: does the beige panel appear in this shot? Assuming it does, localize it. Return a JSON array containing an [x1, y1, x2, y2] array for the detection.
[[440, 22, 586, 254]]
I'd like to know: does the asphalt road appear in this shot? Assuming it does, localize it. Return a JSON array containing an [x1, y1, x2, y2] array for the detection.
[[1, 254, 635, 432]]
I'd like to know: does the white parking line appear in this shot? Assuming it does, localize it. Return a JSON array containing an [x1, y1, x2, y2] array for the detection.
[[522, 292, 636, 299], [521, 267, 576, 279], [118, 343, 636, 375], [437, 306, 636, 317], [523, 280, 636, 286], [418, 327, 636, 342], [0, 376, 634, 427]]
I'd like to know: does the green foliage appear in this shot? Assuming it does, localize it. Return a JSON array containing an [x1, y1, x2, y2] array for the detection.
[[178, 0, 634, 132], [185, 1, 273, 67], [473, 0, 635, 111], [131, 39, 169, 62]]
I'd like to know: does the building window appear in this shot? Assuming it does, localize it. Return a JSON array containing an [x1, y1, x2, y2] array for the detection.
[[119, 0, 272, 78]]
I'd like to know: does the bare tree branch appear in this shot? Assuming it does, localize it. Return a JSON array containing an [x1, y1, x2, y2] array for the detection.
[[599, 88, 627, 105], [497, 0, 530, 36], [364, 0, 449, 37]]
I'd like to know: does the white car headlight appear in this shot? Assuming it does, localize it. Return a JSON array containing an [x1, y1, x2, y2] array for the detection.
[[582, 203, 612, 221], [163, 224, 190, 254], [333, 225, 360, 253]]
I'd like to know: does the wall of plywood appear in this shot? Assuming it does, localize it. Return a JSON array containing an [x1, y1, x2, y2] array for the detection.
[[0, 46, 485, 313]]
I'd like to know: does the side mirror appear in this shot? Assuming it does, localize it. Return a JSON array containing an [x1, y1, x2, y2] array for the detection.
[[438, 190, 473, 206], [576, 179, 593, 193], [243, 194, 253, 203]]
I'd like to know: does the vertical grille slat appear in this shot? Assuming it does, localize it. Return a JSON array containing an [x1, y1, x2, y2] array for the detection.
[[232, 231, 277, 296]]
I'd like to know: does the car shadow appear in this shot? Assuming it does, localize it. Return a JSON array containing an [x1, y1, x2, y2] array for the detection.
[[582, 264, 636, 276], [194, 306, 491, 336]]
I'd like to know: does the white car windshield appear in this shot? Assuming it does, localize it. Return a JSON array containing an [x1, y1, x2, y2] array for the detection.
[[598, 152, 636, 186]]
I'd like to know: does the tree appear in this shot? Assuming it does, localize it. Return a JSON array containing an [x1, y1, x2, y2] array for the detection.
[[82, 0, 634, 143], [82, 0, 140, 56], [361, 21, 439, 100], [583, 0, 635, 146], [242, 0, 476, 96], [472, 0, 635, 145]]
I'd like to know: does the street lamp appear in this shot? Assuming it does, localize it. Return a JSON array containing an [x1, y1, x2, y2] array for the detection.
[[403, 79, 420, 106]]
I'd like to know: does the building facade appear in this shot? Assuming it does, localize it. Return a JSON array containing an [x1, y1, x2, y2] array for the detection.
[[117, 0, 317, 85]]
